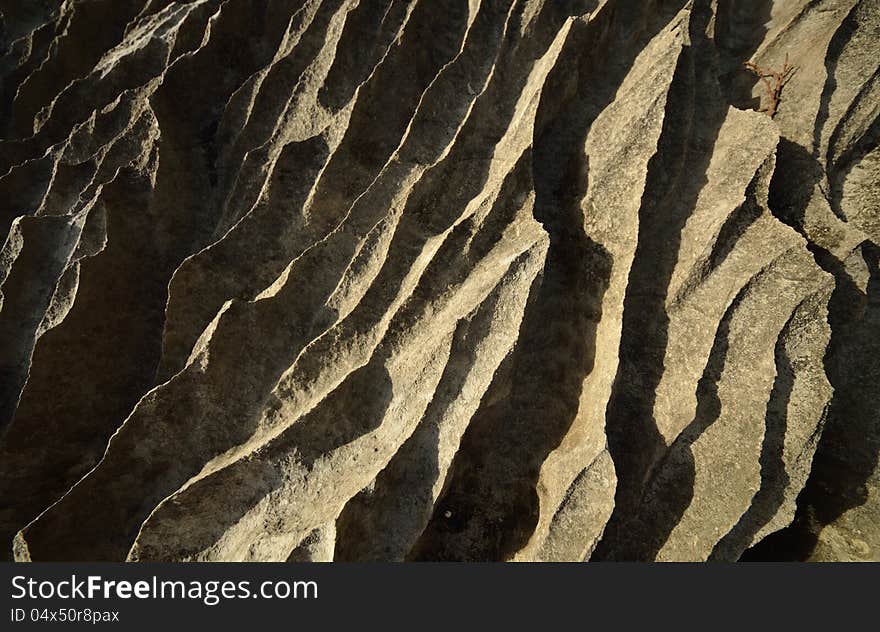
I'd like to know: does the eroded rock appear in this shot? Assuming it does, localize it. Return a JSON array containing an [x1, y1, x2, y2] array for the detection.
[[1, 0, 878, 562]]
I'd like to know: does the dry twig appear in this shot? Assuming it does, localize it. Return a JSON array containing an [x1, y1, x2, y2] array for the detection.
[[743, 53, 796, 119]]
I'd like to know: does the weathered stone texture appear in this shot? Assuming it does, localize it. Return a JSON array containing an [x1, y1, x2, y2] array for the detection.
[[1, 0, 877, 561]]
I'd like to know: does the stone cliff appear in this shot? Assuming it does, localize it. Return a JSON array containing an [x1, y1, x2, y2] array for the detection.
[[0, 0, 877, 561]]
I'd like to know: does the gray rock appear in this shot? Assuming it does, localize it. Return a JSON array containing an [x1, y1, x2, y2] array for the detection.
[[1, 0, 878, 561]]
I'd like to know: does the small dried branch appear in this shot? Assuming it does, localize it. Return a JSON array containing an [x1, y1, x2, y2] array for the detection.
[[743, 53, 796, 119]]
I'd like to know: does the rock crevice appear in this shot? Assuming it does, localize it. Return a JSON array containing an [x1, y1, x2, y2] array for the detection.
[[1, 0, 877, 561]]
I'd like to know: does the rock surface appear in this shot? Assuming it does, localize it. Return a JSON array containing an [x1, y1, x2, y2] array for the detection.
[[0, 0, 877, 562]]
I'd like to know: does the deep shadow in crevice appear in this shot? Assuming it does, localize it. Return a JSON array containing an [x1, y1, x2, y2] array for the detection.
[[713, 0, 774, 111], [706, 188, 766, 273], [742, 242, 880, 561], [129, 362, 396, 562], [407, 208, 612, 561], [607, 284, 743, 561], [592, 0, 741, 560], [743, 66, 880, 559], [334, 151, 538, 562], [708, 306, 797, 561], [766, 138, 824, 232], [0, 165, 168, 561], [827, 98, 880, 223], [811, 3, 859, 157], [410, 0, 695, 562]]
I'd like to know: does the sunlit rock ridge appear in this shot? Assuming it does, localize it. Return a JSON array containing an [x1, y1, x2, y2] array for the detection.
[[0, 0, 878, 562]]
